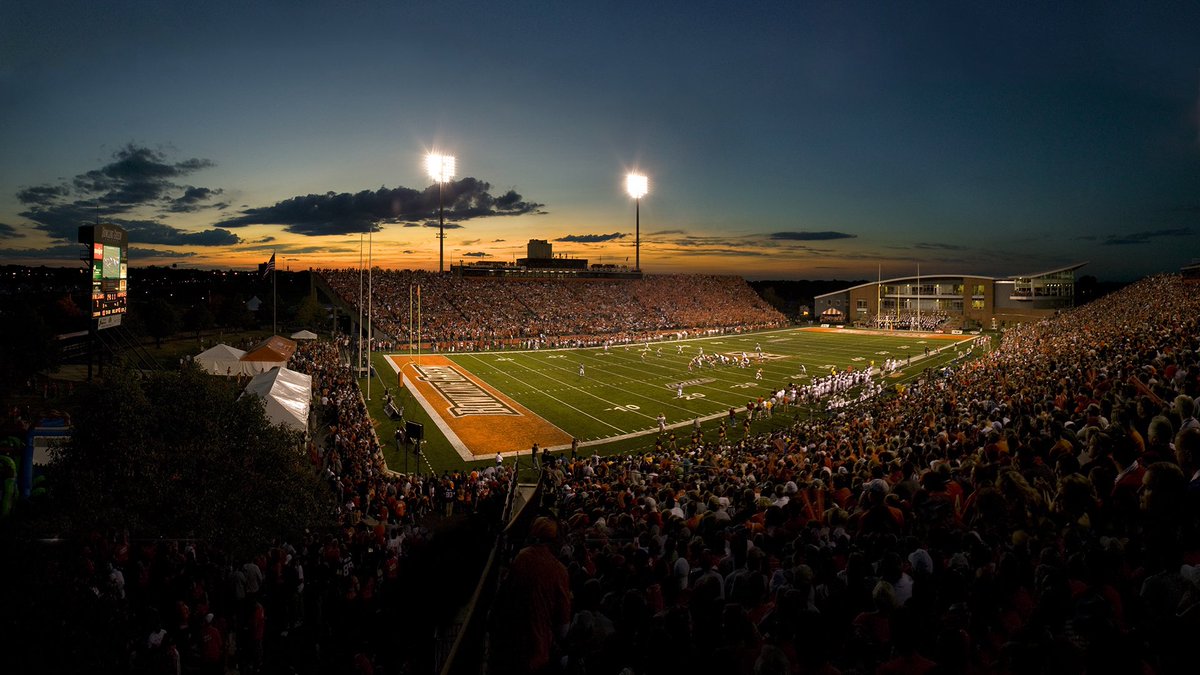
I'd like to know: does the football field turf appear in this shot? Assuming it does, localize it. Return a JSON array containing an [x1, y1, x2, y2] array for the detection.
[[377, 327, 976, 467]]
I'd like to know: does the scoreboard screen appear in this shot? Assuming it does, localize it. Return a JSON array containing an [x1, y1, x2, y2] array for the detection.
[[79, 224, 129, 326]]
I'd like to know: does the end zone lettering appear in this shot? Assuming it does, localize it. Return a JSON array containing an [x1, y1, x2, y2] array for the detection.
[[413, 365, 521, 418]]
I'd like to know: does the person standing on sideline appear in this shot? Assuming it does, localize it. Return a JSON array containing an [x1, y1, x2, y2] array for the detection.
[[658, 413, 667, 433], [677, 383, 684, 399]]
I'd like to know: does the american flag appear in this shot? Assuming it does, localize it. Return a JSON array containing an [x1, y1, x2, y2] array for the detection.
[[262, 253, 275, 278]]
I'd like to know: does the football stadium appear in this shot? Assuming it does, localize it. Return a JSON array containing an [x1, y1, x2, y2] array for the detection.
[[4, 5, 1200, 674], [6, 240, 1200, 675]]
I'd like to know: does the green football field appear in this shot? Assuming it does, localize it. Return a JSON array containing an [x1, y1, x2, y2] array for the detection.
[[364, 327, 981, 473]]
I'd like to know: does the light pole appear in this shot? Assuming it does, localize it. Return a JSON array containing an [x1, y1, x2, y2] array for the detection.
[[625, 173, 648, 270], [425, 153, 456, 273]]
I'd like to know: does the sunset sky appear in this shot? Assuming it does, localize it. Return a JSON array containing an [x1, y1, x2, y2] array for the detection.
[[2, 1, 1198, 280]]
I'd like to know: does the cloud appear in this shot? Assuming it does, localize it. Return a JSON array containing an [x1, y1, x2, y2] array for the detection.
[[217, 178, 544, 236], [20, 201, 240, 247], [402, 250, 416, 254], [657, 246, 774, 257], [1102, 227, 1193, 245], [913, 242, 969, 251], [770, 231, 856, 241], [648, 229, 687, 236], [166, 186, 225, 213], [555, 232, 626, 243], [0, 244, 83, 259], [129, 247, 197, 259], [70, 144, 215, 207], [14, 144, 235, 247], [255, 236, 276, 243], [492, 238, 506, 242], [16, 184, 70, 206], [0, 222, 25, 238], [460, 239, 481, 246], [462, 252, 490, 258], [402, 220, 464, 230]]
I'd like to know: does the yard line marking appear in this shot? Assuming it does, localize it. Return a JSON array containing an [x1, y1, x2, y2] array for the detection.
[[458, 353, 630, 434]]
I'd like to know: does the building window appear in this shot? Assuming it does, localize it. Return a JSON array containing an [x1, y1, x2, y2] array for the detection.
[[971, 299, 984, 310], [856, 299, 867, 313]]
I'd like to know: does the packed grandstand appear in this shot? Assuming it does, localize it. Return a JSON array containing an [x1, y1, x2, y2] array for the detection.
[[318, 270, 787, 351], [13, 273, 1200, 674]]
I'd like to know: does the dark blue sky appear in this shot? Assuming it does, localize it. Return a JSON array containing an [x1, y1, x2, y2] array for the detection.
[[2, 1, 1197, 279]]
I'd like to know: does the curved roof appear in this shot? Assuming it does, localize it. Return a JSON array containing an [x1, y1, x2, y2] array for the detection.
[[814, 262, 1088, 300]]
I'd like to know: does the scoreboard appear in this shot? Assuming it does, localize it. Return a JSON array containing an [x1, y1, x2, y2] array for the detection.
[[78, 224, 128, 327]]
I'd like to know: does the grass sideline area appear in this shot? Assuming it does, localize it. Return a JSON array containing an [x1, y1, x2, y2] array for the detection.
[[359, 327, 984, 474]]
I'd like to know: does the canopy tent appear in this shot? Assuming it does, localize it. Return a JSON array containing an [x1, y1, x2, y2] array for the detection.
[[193, 343, 250, 376], [241, 367, 312, 433], [240, 335, 297, 374], [290, 329, 319, 341]]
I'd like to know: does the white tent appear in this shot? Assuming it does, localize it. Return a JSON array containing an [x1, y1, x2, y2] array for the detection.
[[193, 343, 248, 376], [241, 367, 312, 433], [290, 329, 318, 341]]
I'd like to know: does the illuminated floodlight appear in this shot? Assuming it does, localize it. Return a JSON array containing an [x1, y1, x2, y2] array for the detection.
[[426, 152, 457, 273], [625, 173, 648, 199], [425, 153, 456, 183]]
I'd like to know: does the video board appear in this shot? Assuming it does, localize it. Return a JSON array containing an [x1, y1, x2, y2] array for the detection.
[[78, 224, 128, 327]]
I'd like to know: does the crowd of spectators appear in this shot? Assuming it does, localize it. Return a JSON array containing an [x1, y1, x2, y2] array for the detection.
[[49, 339, 517, 674], [493, 274, 1200, 674], [867, 311, 952, 332], [319, 270, 786, 352]]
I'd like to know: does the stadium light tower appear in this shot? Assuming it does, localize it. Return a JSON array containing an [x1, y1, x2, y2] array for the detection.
[[425, 153, 456, 273], [625, 172, 648, 270]]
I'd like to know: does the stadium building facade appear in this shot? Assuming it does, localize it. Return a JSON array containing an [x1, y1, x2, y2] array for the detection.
[[814, 263, 1086, 330]]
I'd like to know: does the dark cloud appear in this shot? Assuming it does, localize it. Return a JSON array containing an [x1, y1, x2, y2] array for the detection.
[[402, 250, 416, 254], [14, 144, 234, 247], [116, 220, 240, 246], [16, 184, 69, 206], [657, 246, 774, 257], [462, 252, 490, 258], [400, 221, 464, 230], [460, 239, 480, 246], [1074, 235, 1098, 241], [256, 236, 276, 243], [913, 242, 969, 251], [492, 238, 506, 242], [217, 178, 544, 236], [70, 144, 215, 207], [647, 229, 686, 236], [20, 202, 240, 247], [166, 186, 225, 213], [241, 243, 355, 254], [770, 231, 856, 241], [1102, 227, 1193, 245], [556, 232, 626, 243], [0, 222, 25, 238], [129, 247, 197, 259], [0, 244, 82, 259]]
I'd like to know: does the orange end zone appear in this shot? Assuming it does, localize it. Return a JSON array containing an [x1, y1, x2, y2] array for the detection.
[[386, 355, 572, 459]]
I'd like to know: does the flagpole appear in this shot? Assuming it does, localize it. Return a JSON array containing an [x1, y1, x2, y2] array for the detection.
[[272, 250, 277, 336], [367, 228, 373, 401], [417, 284, 422, 367], [916, 263, 921, 332], [358, 233, 364, 377]]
